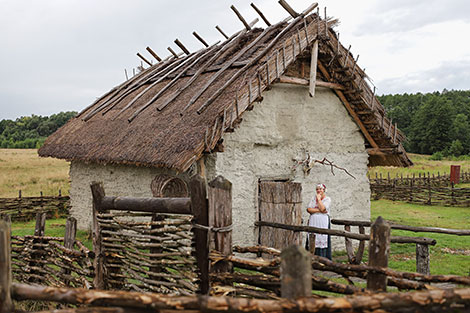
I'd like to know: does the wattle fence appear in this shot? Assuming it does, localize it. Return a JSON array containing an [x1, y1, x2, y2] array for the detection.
[[369, 171, 470, 206]]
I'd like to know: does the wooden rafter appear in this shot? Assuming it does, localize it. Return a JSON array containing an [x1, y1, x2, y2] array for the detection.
[[278, 75, 345, 90], [317, 61, 382, 152]]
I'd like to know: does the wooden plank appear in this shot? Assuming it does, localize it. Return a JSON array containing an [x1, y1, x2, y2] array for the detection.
[[0, 219, 13, 313], [208, 176, 232, 273], [278, 75, 345, 90], [309, 40, 318, 97], [367, 216, 390, 291], [189, 175, 209, 294], [280, 245, 311, 298]]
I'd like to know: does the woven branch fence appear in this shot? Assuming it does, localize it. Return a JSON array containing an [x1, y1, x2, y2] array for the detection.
[[0, 191, 69, 221]]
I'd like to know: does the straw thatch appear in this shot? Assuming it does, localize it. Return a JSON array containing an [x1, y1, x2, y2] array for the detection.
[[39, 7, 412, 170]]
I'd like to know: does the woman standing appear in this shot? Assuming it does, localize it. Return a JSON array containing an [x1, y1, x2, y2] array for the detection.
[[306, 184, 331, 259]]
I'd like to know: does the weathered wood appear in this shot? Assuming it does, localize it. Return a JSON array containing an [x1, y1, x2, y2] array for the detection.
[[344, 225, 354, 263], [255, 220, 436, 245], [231, 5, 251, 30], [0, 220, 13, 313], [258, 182, 302, 251], [416, 244, 430, 275], [12, 283, 470, 312], [215, 25, 228, 39], [189, 175, 209, 294], [332, 218, 470, 236], [208, 176, 232, 273], [367, 216, 390, 291], [278, 0, 299, 18], [354, 225, 366, 264], [192, 31, 209, 47], [174, 39, 190, 55], [250, 3, 271, 26], [100, 196, 191, 214], [146, 46, 162, 62], [309, 40, 318, 96], [62, 217, 78, 286], [280, 246, 311, 298], [136, 52, 152, 66], [278, 75, 345, 90], [34, 212, 46, 236], [91, 182, 106, 290]]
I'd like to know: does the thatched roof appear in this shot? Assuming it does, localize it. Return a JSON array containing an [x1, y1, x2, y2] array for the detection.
[[39, 4, 412, 170]]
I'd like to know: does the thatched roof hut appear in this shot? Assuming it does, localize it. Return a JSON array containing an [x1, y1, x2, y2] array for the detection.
[[38, 4, 412, 170]]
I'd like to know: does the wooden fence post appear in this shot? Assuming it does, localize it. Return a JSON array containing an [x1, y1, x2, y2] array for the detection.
[[280, 245, 311, 298], [416, 244, 430, 275], [344, 225, 354, 263], [63, 217, 77, 286], [190, 175, 210, 294], [208, 176, 232, 273], [27, 212, 46, 284], [427, 174, 432, 205], [367, 216, 390, 291], [91, 182, 106, 290], [0, 219, 13, 313]]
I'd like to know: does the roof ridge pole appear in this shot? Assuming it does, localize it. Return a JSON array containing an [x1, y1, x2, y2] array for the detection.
[[231, 5, 252, 30], [278, 0, 299, 18], [146, 47, 162, 62], [192, 32, 209, 47], [250, 3, 271, 26], [174, 39, 191, 55]]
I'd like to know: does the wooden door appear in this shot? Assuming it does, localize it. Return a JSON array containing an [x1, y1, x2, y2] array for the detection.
[[258, 181, 302, 250]]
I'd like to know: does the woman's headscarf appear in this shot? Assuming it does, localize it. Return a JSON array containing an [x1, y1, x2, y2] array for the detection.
[[316, 183, 326, 192]]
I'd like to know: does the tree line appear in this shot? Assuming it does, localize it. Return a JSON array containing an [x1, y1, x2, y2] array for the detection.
[[378, 89, 470, 158], [0, 112, 77, 148]]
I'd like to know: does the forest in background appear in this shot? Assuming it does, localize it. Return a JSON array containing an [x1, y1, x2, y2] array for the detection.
[[0, 111, 77, 148], [380, 89, 470, 158]]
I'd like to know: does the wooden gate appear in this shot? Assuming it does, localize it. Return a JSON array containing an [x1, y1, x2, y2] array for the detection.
[[258, 181, 302, 249]]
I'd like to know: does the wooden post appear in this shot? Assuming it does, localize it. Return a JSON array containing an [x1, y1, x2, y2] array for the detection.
[[354, 225, 366, 264], [0, 219, 13, 313], [90, 182, 106, 290], [63, 217, 77, 286], [344, 225, 354, 263], [416, 244, 430, 275], [208, 176, 232, 273], [367, 216, 390, 291], [190, 175, 210, 294], [34, 212, 46, 236], [280, 245, 311, 298], [309, 40, 318, 97], [427, 173, 432, 205]]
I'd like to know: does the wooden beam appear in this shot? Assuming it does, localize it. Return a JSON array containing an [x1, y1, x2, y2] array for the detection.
[[136, 52, 152, 66], [278, 75, 345, 90], [215, 25, 229, 39], [309, 40, 318, 97], [174, 39, 190, 55], [231, 5, 251, 30], [192, 31, 209, 47], [145, 47, 162, 62], [278, 0, 299, 18], [250, 3, 271, 26], [317, 61, 380, 150]]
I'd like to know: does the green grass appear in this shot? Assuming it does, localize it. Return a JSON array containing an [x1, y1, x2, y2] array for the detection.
[[370, 199, 470, 276]]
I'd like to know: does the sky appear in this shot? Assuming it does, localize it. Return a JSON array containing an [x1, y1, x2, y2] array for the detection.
[[1, 0, 469, 120]]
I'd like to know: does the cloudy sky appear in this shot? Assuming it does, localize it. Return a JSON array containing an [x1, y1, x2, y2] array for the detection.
[[1, 0, 469, 120]]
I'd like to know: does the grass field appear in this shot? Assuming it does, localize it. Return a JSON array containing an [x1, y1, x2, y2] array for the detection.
[[0, 148, 69, 197]]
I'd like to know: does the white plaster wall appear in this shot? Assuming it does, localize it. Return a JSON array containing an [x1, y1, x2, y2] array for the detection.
[[207, 84, 371, 249], [69, 161, 190, 230]]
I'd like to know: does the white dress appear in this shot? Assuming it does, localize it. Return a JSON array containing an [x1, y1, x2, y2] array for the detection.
[[307, 196, 331, 248]]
